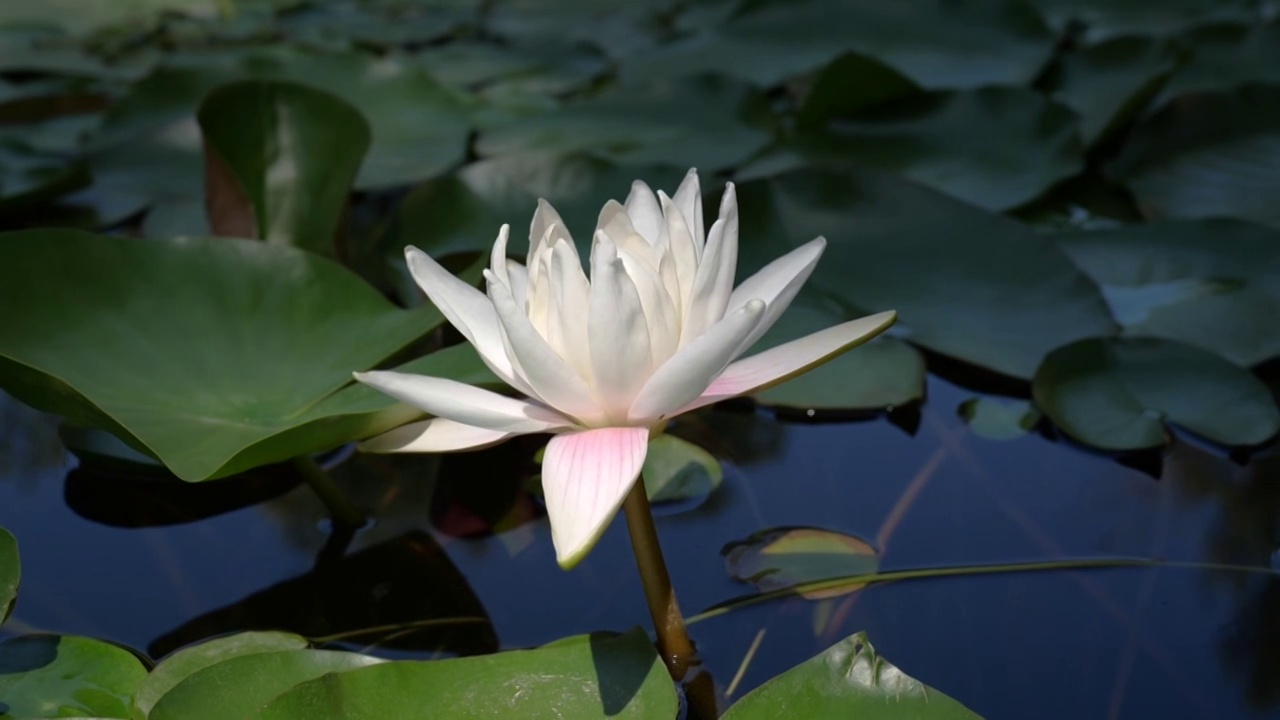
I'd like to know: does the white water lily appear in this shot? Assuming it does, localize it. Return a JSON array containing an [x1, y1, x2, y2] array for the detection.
[[355, 170, 895, 568]]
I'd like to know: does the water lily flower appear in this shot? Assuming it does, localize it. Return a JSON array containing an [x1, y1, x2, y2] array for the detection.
[[355, 170, 895, 568]]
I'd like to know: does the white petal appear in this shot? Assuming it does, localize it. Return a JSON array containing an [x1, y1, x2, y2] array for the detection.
[[359, 418, 514, 453], [530, 199, 571, 263], [680, 183, 739, 346], [617, 246, 680, 368], [628, 299, 765, 423], [354, 371, 573, 433], [679, 310, 898, 413], [726, 237, 827, 354], [589, 234, 653, 421], [624, 180, 664, 246], [545, 240, 594, 382], [405, 244, 515, 384], [506, 259, 529, 309], [486, 270, 604, 425], [542, 426, 649, 569], [489, 224, 511, 287], [672, 168, 704, 257], [659, 191, 698, 311]]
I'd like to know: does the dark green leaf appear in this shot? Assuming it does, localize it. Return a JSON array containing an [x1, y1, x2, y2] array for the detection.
[[249, 629, 677, 719], [721, 631, 981, 719], [0, 526, 16, 625], [795, 51, 922, 129], [1032, 337, 1280, 450], [1054, 37, 1178, 146], [0, 635, 147, 719], [197, 80, 371, 257], [642, 434, 722, 504], [0, 230, 448, 481], [1159, 24, 1280, 103], [724, 527, 879, 600], [1028, 0, 1256, 41], [1054, 219, 1280, 366], [957, 397, 1042, 441], [735, 167, 1117, 379]]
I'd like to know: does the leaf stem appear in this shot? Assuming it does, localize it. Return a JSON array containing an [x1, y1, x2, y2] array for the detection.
[[292, 455, 366, 530]]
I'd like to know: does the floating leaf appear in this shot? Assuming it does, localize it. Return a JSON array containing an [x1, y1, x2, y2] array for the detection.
[[0, 635, 147, 719], [0, 0, 220, 36], [1054, 37, 1177, 146], [627, 0, 1053, 90], [149, 649, 382, 720], [958, 398, 1042, 441], [0, 230, 468, 481], [724, 527, 879, 600], [1055, 219, 1280, 367], [249, 629, 677, 719], [721, 631, 980, 719], [1113, 85, 1280, 228], [133, 631, 310, 719], [0, 144, 86, 213], [642, 434, 723, 505], [1159, 24, 1280, 103], [1028, 0, 1256, 41], [1032, 337, 1280, 450], [795, 51, 922, 129], [197, 80, 372, 257], [736, 166, 1117, 379], [0, 526, 15, 625]]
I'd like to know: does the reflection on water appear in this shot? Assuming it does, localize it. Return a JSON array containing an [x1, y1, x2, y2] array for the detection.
[[1, 382, 1279, 718]]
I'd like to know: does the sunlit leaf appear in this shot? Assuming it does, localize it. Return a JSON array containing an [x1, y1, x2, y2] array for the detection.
[[0, 635, 147, 719], [1032, 337, 1280, 450], [721, 631, 981, 719], [724, 527, 879, 600]]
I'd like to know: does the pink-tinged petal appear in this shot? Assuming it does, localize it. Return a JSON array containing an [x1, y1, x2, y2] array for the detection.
[[359, 418, 514, 453], [726, 237, 827, 354], [671, 168, 703, 257], [680, 184, 739, 346], [628, 299, 765, 423], [405, 242, 516, 385], [354, 370, 574, 433], [542, 426, 649, 569], [679, 310, 898, 413]]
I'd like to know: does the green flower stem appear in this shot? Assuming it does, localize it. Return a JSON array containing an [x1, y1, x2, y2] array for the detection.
[[292, 455, 365, 530]]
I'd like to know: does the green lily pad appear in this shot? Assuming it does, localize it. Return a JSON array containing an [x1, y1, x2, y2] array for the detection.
[[0, 0, 219, 36], [132, 631, 310, 719], [476, 77, 770, 171], [642, 434, 723, 505], [149, 649, 383, 720], [1113, 85, 1280, 228], [415, 41, 605, 99], [958, 398, 1042, 441], [249, 629, 677, 719], [795, 51, 922, 129], [724, 527, 879, 600], [1159, 24, 1280, 104], [750, 87, 1083, 211], [0, 526, 16, 625], [1054, 37, 1178, 146], [0, 144, 86, 212], [1032, 337, 1280, 450], [0, 229, 468, 481], [721, 631, 981, 719], [735, 166, 1117, 379], [0, 635, 148, 719], [626, 0, 1053, 90], [1054, 219, 1280, 367], [1028, 0, 1257, 41], [753, 293, 925, 411], [197, 79, 371, 256]]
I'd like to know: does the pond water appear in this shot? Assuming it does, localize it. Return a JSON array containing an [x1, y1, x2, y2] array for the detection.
[[3, 372, 1277, 719]]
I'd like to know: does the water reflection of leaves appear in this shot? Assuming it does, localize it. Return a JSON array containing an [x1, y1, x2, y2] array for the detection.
[[0, 391, 67, 493]]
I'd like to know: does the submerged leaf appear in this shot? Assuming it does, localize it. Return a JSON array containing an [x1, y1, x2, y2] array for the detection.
[[725, 527, 879, 600], [642, 434, 723, 505], [958, 398, 1042, 441]]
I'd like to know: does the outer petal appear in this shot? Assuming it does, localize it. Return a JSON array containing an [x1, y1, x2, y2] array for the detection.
[[359, 418, 514, 453], [680, 184, 739, 346], [353, 370, 574, 433], [405, 244, 515, 383], [628, 299, 765, 423], [542, 426, 649, 569], [679, 310, 898, 413], [725, 237, 827, 354], [589, 235, 653, 421], [671, 168, 704, 257]]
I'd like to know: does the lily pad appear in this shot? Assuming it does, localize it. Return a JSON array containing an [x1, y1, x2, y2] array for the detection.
[[1159, 24, 1280, 104], [1054, 219, 1280, 367], [0, 635, 148, 719], [132, 631, 311, 719], [475, 77, 770, 172], [0, 229, 465, 481], [724, 527, 879, 600], [626, 0, 1053, 90], [249, 629, 677, 719], [149, 649, 383, 720], [958, 398, 1042, 441], [642, 434, 723, 505], [1032, 337, 1280, 450], [0, 144, 86, 212], [0, 0, 220, 36], [1113, 85, 1280, 229], [721, 631, 980, 719], [197, 80, 372, 256], [735, 166, 1117, 379], [795, 51, 922, 129], [1027, 0, 1257, 41], [0, 525, 15, 625], [1054, 37, 1178, 146]]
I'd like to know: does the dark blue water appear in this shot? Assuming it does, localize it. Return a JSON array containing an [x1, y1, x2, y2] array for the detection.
[[2, 377, 1278, 719]]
